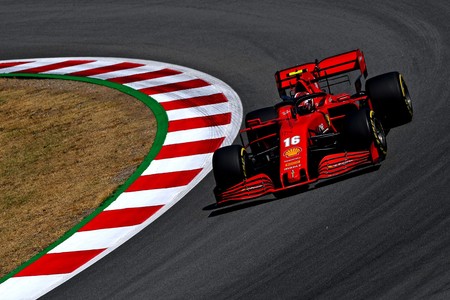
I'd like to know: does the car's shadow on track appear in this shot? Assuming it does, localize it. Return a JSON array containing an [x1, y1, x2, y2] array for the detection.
[[204, 164, 381, 217], [203, 197, 280, 217]]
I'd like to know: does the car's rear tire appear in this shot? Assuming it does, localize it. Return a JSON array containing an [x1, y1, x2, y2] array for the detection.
[[213, 145, 247, 191], [366, 71, 413, 129]]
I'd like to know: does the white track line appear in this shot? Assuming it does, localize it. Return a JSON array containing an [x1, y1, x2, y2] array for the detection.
[[48, 227, 138, 253], [87, 66, 165, 79], [105, 186, 185, 211], [150, 85, 221, 102], [163, 125, 229, 145], [165, 102, 230, 120], [143, 153, 212, 175], [125, 73, 196, 90]]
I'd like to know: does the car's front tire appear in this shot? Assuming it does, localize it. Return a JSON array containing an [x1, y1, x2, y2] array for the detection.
[[343, 109, 387, 160], [343, 108, 373, 150], [213, 145, 248, 192]]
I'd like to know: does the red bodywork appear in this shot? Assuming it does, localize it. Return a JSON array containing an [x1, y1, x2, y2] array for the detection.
[[215, 49, 382, 203]]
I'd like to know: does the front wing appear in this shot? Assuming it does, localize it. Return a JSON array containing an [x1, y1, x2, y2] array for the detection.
[[214, 150, 373, 204]]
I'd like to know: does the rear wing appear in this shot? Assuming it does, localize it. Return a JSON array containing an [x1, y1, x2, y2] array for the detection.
[[275, 49, 368, 97]]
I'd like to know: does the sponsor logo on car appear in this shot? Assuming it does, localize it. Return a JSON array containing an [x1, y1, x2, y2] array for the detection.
[[283, 147, 302, 158], [285, 159, 301, 167]]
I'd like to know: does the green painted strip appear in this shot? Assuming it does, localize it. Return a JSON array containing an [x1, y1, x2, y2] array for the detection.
[[0, 73, 168, 283]]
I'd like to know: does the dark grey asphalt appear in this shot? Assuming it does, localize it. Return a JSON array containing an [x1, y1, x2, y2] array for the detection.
[[2, 1, 450, 299]]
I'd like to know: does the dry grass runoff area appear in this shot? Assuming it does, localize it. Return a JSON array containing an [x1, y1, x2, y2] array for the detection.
[[0, 78, 156, 278]]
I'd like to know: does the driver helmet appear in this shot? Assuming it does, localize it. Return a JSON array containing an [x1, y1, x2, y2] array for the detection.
[[294, 91, 308, 98], [296, 92, 315, 115]]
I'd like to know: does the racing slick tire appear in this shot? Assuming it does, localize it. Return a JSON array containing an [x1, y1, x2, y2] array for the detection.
[[365, 71, 413, 129], [213, 145, 248, 191], [344, 109, 387, 158]]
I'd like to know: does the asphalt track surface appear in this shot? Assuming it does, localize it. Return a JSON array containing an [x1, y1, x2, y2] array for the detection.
[[2, 1, 450, 299]]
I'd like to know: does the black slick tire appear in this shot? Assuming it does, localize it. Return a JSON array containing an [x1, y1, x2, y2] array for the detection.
[[366, 71, 413, 129], [212, 145, 247, 190]]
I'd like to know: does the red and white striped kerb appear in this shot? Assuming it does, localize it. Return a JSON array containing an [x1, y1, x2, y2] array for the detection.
[[0, 57, 242, 299]]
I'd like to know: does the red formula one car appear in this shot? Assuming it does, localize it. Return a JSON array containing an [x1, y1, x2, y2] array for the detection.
[[212, 49, 413, 204]]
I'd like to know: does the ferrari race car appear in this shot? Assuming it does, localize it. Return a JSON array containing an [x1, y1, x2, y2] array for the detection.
[[212, 49, 413, 204]]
